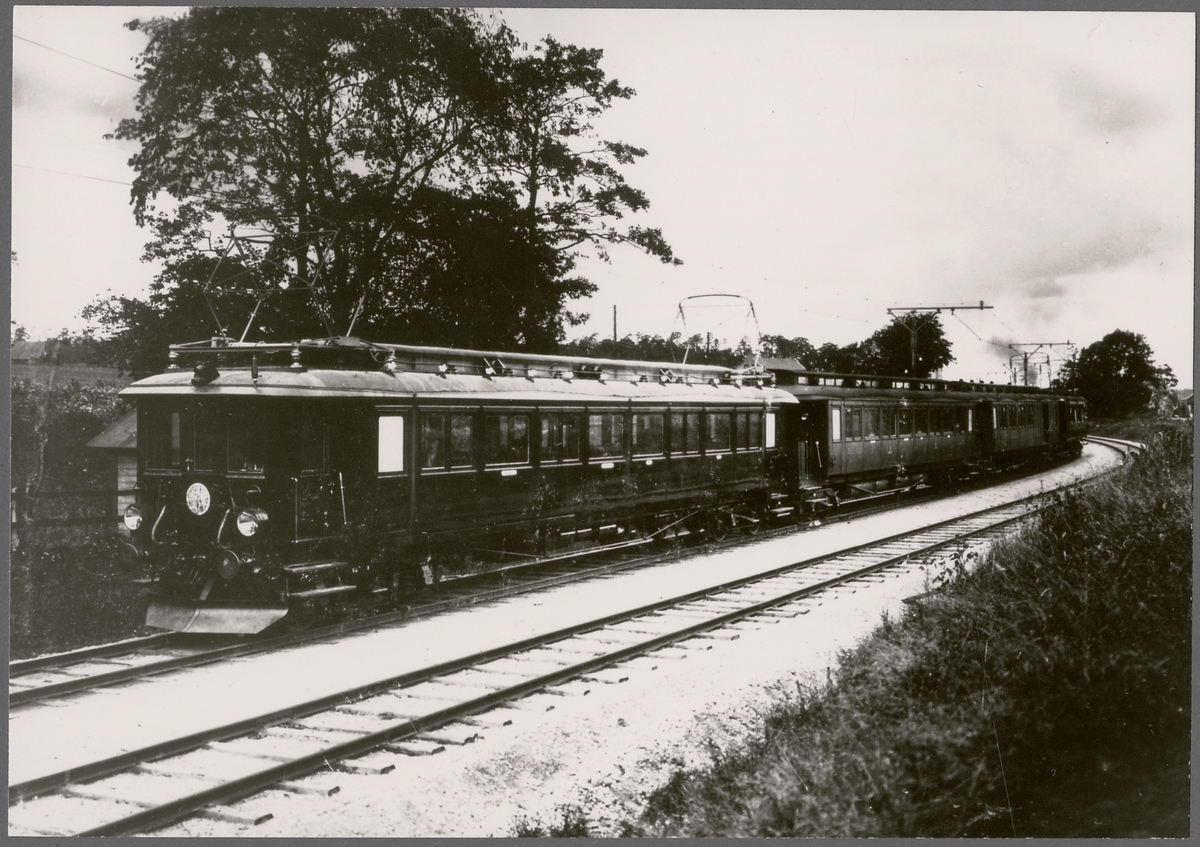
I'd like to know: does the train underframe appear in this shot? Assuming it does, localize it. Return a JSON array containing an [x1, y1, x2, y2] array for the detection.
[[138, 486, 778, 634], [137, 440, 1084, 634]]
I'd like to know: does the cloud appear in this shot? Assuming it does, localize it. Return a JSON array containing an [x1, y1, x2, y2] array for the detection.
[[1008, 218, 1166, 284], [1058, 71, 1164, 134]]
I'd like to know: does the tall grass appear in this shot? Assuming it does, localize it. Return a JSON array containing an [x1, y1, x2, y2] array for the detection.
[[626, 426, 1191, 837]]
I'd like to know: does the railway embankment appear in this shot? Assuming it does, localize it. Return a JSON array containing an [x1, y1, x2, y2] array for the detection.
[[608, 420, 1191, 838]]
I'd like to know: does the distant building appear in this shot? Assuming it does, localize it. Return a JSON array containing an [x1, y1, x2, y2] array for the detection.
[[1176, 389, 1194, 419], [86, 409, 138, 516], [11, 340, 48, 363]]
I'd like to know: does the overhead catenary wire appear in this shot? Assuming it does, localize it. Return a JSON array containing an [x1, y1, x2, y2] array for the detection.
[[14, 33, 139, 81], [13, 162, 132, 186]]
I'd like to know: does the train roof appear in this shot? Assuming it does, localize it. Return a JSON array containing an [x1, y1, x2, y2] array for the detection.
[[127, 335, 1081, 406], [765, 364, 1083, 402], [156, 335, 766, 383], [122, 365, 796, 405]]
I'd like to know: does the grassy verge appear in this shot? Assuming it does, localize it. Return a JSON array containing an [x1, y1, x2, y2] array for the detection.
[[10, 536, 152, 660], [618, 423, 1191, 838]]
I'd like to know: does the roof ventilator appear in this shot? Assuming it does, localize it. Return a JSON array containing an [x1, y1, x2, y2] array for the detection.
[[191, 358, 219, 386]]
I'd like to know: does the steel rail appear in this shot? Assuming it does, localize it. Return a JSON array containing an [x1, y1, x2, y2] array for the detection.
[[71, 498, 1043, 836], [6, 486, 933, 707], [8, 440, 1081, 705], [8, 534, 681, 707], [10, 487, 1049, 812], [9, 633, 178, 676]]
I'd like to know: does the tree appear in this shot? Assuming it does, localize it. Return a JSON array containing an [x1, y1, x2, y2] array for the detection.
[[759, 334, 817, 364], [493, 36, 679, 267], [113, 8, 510, 331], [799, 317, 954, 377], [99, 8, 674, 365], [1055, 330, 1176, 418], [861, 315, 954, 378]]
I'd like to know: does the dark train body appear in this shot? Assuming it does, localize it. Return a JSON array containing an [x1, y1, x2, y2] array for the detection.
[[117, 337, 1086, 633]]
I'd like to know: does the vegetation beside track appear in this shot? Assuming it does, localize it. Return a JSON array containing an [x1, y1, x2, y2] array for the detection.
[[10, 537, 151, 660], [607, 418, 1191, 838]]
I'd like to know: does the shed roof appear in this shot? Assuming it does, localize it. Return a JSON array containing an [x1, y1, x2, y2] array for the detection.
[[87, 409, 137, 451], [11, 340, 47, 361]]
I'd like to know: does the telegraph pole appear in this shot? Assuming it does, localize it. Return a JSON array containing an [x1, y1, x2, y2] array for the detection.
[[1007, 342, 1073, 386], [886, 302, 992, 377]]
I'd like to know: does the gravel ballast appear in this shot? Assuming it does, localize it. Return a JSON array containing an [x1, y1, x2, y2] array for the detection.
[[143, 446, 1118, 837]]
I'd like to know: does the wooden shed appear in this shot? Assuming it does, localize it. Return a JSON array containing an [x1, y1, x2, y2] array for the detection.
[[86, 409, 138, 517]]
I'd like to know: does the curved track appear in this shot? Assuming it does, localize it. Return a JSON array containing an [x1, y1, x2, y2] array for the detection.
[[9, 444, 1096, 707], [8, 440, 1134, 836]]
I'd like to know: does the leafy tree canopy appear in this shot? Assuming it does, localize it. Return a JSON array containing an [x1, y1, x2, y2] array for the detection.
[[794, 317, 954, 378], [1055, 330, 1176, 418], [93, 7, 675, 367]]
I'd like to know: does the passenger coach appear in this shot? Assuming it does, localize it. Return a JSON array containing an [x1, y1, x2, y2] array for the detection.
[[119, 336, 797, 632], [764, 361, 1087, 505]]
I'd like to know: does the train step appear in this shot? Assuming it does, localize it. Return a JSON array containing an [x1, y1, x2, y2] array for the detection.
[[282, 560, 351, 575]]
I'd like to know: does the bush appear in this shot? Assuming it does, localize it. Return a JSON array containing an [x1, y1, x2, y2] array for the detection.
[[628, 426, 1191, 837], [10, 535, 151, 659]]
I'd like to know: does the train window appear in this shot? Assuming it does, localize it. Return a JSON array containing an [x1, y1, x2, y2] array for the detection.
[[932, 408, 944, 434], [863, 408, 879, 439], [734, 412, 748, 450], [830, 408, 841, 442], [845, 407, 861, 440], [170, 412, 182, 466], [378, 416, 405, 475], [881, 407, 896, 438], [706, 412, 732, 452], [299, 411, 325, 472], [670, 411, 701, 455], [915, 407, 928, 435], [764, 412, 776, 448], [450, 414, 474, 467], [229, 417, 267, 474], [633, 413, 664, 456], [748, 412, 762, 449], [898, 407, 912, 436], [192, 407, 221, 471], [589, 412, 626, 459], [421, 414, 446, 470], [968, 408, 974, 431], [146, 409, 180, 469], [541, 413, 581, 463], [485, 414, 529, 465]]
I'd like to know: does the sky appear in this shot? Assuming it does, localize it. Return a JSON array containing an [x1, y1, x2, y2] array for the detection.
[[9, 7, 1195, 387]]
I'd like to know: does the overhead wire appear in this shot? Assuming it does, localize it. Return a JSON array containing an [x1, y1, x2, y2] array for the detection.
[[13, 162, 131, 186], [14, 33, 139, 81]]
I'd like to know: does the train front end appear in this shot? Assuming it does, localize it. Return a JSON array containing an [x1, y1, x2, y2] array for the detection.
[[119, 343, 355, 634]]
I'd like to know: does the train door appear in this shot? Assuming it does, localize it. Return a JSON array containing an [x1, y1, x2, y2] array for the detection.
[[977, 400, 995, 457], [371, 405, 412, 534], [286, 402, 350, 540], [478, 407, 536, 527], [794, 401, 828, 485], [415, 406, 482, 532]]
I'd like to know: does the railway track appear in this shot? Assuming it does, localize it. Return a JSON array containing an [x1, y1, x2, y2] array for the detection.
[[8, 461, 1117, 836], [9, 440, 1136, 835], [7, 480, 954, 708], [9, 441, 1080, 708]]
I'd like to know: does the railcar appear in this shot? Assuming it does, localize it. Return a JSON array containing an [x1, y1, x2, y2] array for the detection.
[[118, 336, 797, 633], [762, 362, 1088, 507]]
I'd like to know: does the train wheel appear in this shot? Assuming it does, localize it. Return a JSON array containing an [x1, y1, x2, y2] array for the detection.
[[706, 511, 731, 542]]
